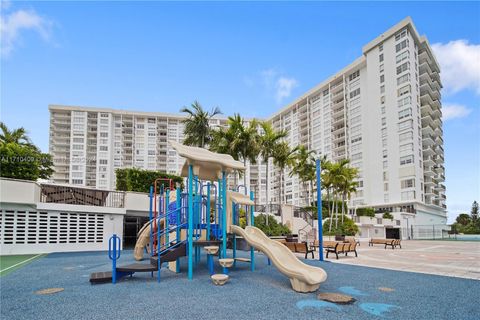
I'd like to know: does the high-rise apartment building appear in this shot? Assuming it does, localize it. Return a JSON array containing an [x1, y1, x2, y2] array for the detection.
[[49, 17, 446, 224]]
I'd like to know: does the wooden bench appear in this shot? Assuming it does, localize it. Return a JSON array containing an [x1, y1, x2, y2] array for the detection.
[[324, 241, 358, 259], [369, 238, 401, 249], [278, 240, 315, 259]]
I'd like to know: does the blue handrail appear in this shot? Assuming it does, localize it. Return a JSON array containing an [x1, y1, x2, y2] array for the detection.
[[108, 234, 121, 284]]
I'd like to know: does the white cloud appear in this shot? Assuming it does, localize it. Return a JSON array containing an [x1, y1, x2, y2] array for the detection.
[[431, 40, 480, 95], [442, 103, 473, 121], [248, 68, 298, 104], [275, 76, 298, 103], [0, 6, 53, 57]]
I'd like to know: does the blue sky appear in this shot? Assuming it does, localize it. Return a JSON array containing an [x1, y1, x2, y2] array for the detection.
[[1, 1, 479, 222]]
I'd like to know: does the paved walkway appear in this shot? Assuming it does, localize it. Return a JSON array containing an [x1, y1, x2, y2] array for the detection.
[[310, 240, 480, 280], [1, 250, 479, 320]]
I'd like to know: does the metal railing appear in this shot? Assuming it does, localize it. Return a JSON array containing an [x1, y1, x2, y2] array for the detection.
[[40, 184, 125, 208], [254, 204, 281, 216]]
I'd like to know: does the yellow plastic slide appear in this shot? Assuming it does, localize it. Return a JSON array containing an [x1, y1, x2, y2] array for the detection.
[[230, 225, 327, 293], [134, 192, 178, 261], [134, 218, 164, 261]]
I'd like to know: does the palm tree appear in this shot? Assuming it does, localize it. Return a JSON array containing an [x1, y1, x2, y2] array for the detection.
[[290, 145, 316, 206], [258, 122, 287, 207], [180, 101, 222, 148], [272, 142, 296, 205], [341, 170, 358, 223], [0, 122, 32, 146], [210, 114, 260, 187]]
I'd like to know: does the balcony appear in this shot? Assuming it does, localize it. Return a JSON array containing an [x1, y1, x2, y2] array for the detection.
[[40, 184, 125, 208]]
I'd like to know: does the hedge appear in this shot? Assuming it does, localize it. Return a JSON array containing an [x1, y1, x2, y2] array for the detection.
[[115, 168, 183, 193]]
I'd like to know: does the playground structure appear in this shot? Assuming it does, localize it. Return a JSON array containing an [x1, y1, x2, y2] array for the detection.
[[90, 141, 327, 293]]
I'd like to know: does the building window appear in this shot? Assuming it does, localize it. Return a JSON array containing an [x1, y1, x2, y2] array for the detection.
[[398, 119, 413, 131], [398, 108, 413, 120], [379, 53, 384, 62], [399, 131, 413, 142], [395, 28, 408, 41], [351, 135, 362, 144], [400, 155, 414, 165], [351, 152, 362, 161], [397, 73, 410, 86], [383, 172, 388, 181], [396, 51, 409, 64], [396, 39, 409, 52], [384, 183, 389, 192], [401, 179, 415, 189], [396, 62, 410, 75], [379, 44, 383, 52], [349, 70, 360, 81], [398, 96, 411, 107], [399, 143, 414, 153], [380, 85, 385, 94], [383, 160, 388, 169], [397, 85, 411, 97], [379, 64, 384, 73], [350, 88, 360, 98], [383, 149, 388, 158]]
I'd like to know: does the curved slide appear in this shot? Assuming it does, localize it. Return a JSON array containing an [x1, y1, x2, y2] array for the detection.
[[230, 225, 327, 293], [134, 192, 178, 261], [134, 218, 164, 261]]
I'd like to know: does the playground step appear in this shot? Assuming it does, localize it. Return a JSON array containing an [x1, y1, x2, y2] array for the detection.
[[234, 258, 251, 263], [89, 271, 113, 284], [150, 242, 187, 266], [116, 263, 158, 273]]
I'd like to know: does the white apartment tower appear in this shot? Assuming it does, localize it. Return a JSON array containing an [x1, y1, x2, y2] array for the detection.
[[268, 17, 446, 223], [49, 17, 446, 224]]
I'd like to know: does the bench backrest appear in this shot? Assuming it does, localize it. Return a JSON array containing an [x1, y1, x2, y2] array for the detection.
[[284, 242, 296, 252], [294, 242, 308, 253]]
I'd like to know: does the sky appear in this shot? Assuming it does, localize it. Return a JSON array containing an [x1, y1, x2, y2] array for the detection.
[[1, 1, 479, 222]]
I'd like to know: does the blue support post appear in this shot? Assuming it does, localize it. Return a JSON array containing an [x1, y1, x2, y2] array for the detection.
[[232, 203, 237, 267], [188, 165, 194, 279], [316, 159, 324, 261], [166, 189, 170, 247], [206, 183, 211, 240], [221, 171, 227, 268], [176, 186, 181, 273], [149, 186, 153, 257], [157, 186, 162, 282], [250, 191, 255, 271], [218, 179, 222, 239]]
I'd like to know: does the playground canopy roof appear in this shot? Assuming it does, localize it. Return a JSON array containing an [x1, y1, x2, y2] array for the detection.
[[169, 141, 245, 181], [228, 191, 254, 206]]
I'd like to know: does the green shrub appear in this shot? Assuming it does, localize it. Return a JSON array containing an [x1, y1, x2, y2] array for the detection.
[[0, 143, 53, 181], [115, 168, 183, 193], [382, 212, 394, 219], [254, 214, 291, 236], [356, 207, 375, 217], [322, 216, 359, 236]]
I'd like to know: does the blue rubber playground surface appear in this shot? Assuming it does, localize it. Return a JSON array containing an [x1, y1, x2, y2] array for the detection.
[[1, 249, 479, 320]]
